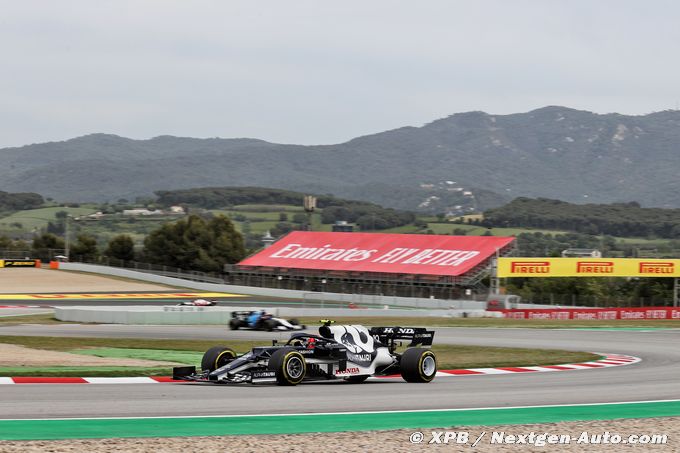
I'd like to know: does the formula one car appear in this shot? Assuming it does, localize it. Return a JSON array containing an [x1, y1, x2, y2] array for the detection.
[[228, 310, 306, 331], [173, 321, 437, 385], [177, 298, 218, 306]]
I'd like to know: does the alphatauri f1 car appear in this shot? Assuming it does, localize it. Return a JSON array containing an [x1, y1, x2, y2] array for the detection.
[[173, 321, 437, 385]]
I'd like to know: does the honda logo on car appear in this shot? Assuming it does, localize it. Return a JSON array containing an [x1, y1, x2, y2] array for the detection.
[[577, 261, 614, 274], [510, 261, 550, 274], [382, 327, 415, 334], [335, 367, 360, 375]]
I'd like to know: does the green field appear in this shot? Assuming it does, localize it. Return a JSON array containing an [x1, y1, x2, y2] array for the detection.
[[210, 206, 334, 234], [0, 207, 96, 232], [425, 222, 572, 236], [3, 202, 679, 255], [231, 204, 306, 212]]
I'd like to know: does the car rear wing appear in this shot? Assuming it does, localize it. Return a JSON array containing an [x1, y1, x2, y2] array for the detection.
[[231, 311, 253, 317], [369, 327, 435, 348]]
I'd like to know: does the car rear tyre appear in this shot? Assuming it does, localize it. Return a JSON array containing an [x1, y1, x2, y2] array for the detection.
[[201, 346, 236, 372], [268, 348, 306, 386], [229, 319, 240, 330], [400, 348, 437, 383]]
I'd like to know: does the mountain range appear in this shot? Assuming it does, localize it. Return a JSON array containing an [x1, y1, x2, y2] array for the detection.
[[2, 106, 680, 211]]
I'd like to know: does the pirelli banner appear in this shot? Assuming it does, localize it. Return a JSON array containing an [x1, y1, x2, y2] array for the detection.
[[497, 257, 680, 278]]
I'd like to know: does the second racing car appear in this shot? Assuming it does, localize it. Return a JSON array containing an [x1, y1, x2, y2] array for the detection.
[[228, 310, 306, 331]]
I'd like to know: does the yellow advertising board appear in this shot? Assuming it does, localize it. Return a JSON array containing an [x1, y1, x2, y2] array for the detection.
[[0, 259, 40, 268], [498, 257, 680, 278]]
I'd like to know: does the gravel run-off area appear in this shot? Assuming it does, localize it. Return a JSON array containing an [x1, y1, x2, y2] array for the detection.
[[0, 417, 676, 452], [0, 343, 180, 367], [0, 268, 171, 293]]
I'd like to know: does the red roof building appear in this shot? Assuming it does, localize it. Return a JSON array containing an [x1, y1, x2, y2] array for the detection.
[[228, 232, 516, 299]]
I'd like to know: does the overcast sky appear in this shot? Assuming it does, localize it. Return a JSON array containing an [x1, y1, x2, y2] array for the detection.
[[2, 0, 679, 148]]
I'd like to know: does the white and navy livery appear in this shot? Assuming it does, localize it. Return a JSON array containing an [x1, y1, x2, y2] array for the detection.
[[228, 310, 306, 332], [174, 321, 437, 385]]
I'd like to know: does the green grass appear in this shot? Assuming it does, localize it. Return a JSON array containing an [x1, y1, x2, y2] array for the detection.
[[0, 207, 95, 231], [381, 225, 422, 234], [0, 335, 265, 353], [211, 209, 280, 220], [0, 366, 172, 377], [430, 345, 597, 369], [0, 314, 64, 325], [0, 336, 599, 376], [231, 204, 306, 212], [424, 222, 572, 236], [71, 347, 202, 365], [614, 236, 676, 245]]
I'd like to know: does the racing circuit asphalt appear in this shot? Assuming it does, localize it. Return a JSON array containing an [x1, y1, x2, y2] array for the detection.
[[1, 325, 679, 419]]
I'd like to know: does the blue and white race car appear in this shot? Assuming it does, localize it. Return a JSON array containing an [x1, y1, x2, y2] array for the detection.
[[228, 310, 306, 331]]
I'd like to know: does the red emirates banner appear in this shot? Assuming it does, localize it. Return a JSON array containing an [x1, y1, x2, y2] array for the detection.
[[239, 232, 514, 276], [498, 307, 680, 320]]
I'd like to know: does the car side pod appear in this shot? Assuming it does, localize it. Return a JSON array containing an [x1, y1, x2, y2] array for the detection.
[[173, 366, 196, 380]]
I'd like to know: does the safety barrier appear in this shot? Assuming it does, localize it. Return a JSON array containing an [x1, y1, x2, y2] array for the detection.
[[499, 307, 680, 320], [54, 306, 503, 324]]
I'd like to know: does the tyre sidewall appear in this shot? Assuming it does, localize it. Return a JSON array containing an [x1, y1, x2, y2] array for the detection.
[[269, 348, 306, 385], [400, 348, 437, 383]]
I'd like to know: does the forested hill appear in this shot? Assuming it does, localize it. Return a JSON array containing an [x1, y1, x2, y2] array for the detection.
[[3, 106, 680, 210], [0, 191, 44, 211], [156, 186, 416, 230], [483, 198, 680, 238]]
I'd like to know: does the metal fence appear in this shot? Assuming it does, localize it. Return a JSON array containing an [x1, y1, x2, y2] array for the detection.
[[0, 248, 67, 261], [519, 293, 674, 307], [76, 257, 490, 301], [89, 257, 226, 284], [0, 249, 33, 260]]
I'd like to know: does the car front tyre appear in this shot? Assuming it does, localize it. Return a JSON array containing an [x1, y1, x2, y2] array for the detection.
[[268, 348, 306, 386], [201, 346, 237, 372]]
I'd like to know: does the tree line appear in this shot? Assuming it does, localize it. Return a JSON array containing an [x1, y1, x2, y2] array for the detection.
[[155, 186, 415, 230], [0, 191, 44, 211], [484, 197, 680, 238], [1, 214, 246, 274], [507, 276, 673, 307]]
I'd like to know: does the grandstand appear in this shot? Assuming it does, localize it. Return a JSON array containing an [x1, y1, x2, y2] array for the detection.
[[226, 232, 516, 299]]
